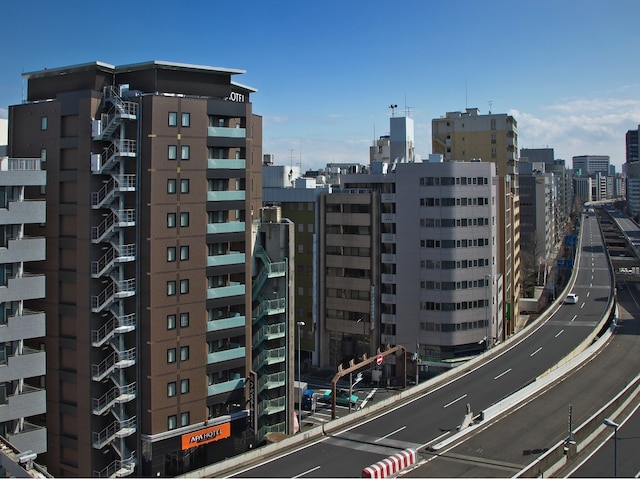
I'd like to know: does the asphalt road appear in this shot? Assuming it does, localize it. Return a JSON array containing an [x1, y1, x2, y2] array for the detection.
[[226, 215, 614, 477], [401, 277, 640, 478]]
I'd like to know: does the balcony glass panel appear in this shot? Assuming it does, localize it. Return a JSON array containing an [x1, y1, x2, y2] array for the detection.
[[207, 222, 246, 234], [208, 159, 246, 169], [207, 191, 246, 202], [207, 346, 246, 364], [207, 126, 246, 138], [207, 252, 245, 267], [207, 315, 246, 332], [207, 378, 245, 396], [207, 283, 245, 300]]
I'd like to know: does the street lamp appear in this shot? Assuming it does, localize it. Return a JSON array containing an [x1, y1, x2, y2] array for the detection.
[[603, 418, 619, 477], [296, 321, 305, 433], [484, 274, 492, 350]]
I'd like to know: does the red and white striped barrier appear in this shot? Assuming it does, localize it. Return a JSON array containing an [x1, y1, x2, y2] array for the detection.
[[361, 448, 417, 478]]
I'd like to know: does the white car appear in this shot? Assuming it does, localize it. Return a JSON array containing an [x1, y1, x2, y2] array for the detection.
[[565, 293, 578, 304]]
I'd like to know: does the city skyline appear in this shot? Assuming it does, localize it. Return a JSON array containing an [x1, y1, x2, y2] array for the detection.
[[2, 0, 639, 170]]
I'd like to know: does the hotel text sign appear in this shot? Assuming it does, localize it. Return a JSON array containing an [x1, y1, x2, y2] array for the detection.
[[181, 422, 231, 450]]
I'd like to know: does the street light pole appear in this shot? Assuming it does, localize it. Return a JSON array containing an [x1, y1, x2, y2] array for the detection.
[[603, 418, 619, 477], [296, 321, 305, 433]]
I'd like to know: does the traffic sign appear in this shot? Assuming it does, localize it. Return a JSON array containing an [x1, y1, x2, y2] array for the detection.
[[376, 354, 383, 365]]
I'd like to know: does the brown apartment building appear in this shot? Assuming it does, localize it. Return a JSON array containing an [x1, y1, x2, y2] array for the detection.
[[8, 61, 263, 477]]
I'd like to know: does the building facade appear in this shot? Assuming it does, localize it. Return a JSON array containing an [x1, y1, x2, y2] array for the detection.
[[8, 61, 262, 477], [0, 155, 47, 458], [432, 108, 520, 336]]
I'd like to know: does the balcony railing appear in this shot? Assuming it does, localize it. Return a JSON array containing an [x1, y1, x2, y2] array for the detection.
[[207, 346, 246, 365], [207, 378, 245, 397], [207, 126, 246, 138], [207, 158, 246, 169]]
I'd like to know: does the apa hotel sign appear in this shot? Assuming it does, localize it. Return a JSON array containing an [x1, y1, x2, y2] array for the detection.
[[181, 422, 231, 450]]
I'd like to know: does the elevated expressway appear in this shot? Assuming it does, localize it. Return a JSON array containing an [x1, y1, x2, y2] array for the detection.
[[186, 209, 628, 478]]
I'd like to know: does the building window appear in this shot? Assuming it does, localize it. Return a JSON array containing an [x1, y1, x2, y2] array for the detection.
[[181, 113, 190, 127], [181, 145, 190, 160], [167, 348, 176, 363], [180, 246, 189, 261], [180, 279, 189, 294], [167, 382, 176, 397], [41, 116, 48, 131], [180, 312, 190, 328], [168, 145, 177, 160], [180, 346, 189, 361], [167, 179, 177, 194], [168, 112, 177, 127], [180, 379, 190, 394], [168, 415, 177, 430], [167, 281, 176, 296], [167, 314, 176, 330], [180, 412, 190, 427], [180, 212, 189, 227], [167, 213, 176, 228], [180, 179, 190, 193], [167, 247, 176, 262]]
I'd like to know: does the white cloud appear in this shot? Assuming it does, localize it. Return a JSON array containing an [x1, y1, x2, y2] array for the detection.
[[512, 97, 640, 167]]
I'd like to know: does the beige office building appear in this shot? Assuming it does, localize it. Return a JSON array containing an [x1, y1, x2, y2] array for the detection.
[[433, 108, 520, 336]]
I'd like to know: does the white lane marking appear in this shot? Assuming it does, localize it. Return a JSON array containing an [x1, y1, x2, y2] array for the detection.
[[571, 315, 577, 323], [586, 291, 590, 297], [293, 466, 321, 478], [494, 368, 512, 380], [530, 347, 542, 357], [580, 302, 586, 309], [359, 388, 377, 409], [443, 394, 467, 409], [555, 329, 564, 338], [375, 425, 406, 442]]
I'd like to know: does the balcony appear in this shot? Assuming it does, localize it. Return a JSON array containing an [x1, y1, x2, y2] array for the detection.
[[0, 385, 46, 422], [381, 193, 395, 203], [0, 348, 46, 383], [0, 237, 45, 263], [207, 378, 245, 397], [207, 126, 246, 138], [207, 315, 246, 332], [252, 347, 286, 370], [207, 222, 246, 235], [381, 313, 396, 324], [207, 191, 246, 202], [381, 293, 397, 303], [207, 346, 246, 365], [207, 252, 245, 267], [208, 158, 246, 170], [0, 200, 46, 225], [1, 310, 46, 342], [381, 253, 397, 263], [258, 396, 286, 416], [381, 274, 396, 284], [6, 421, 47, 455], [258, 371, 286, 392], [381, 213, 396, 223], [0, 274, 46, 303], [207, 283, 245, 300], [381, 233, 396, 243]]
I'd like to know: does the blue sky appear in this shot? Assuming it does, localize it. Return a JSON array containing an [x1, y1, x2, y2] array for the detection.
[[2, 0, 639, 171]]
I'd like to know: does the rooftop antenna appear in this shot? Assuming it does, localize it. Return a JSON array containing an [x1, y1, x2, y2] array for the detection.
[[389, 104, 398, 117], [488, 100, 493, 114]]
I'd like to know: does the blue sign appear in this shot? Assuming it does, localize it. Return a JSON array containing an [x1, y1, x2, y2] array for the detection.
[[565, 235, 578, 246]]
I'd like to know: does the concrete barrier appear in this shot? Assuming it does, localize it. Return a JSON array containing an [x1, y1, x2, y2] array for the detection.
[[361, 448, 416, 478]]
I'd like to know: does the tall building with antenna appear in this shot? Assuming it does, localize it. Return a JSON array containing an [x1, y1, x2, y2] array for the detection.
[[8, 60, 265, 477], [432, 107, 521, 337]]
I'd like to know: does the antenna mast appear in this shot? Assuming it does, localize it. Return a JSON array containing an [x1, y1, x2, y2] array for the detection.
[[388, 104, 398, 117]]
